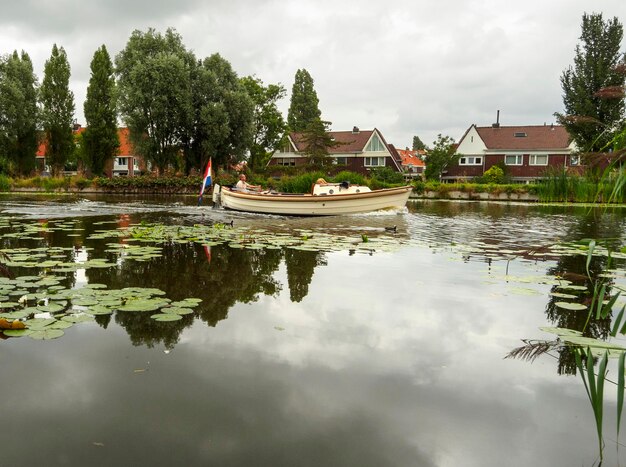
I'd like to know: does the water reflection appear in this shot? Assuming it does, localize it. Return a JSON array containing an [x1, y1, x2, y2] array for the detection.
[[2, 196, 626, 465]]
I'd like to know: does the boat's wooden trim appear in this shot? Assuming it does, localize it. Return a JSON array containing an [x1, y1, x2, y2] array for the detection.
[[222, 185, 412, 203]]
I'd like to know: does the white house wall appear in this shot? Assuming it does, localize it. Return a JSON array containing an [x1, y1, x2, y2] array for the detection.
[[456, 126, 487, 155]]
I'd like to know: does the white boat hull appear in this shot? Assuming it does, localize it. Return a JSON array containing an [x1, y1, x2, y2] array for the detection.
[[214, 184, 413, 216]]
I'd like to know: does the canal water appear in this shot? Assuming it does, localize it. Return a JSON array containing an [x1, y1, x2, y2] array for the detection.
[[1, 194, 626, 467]]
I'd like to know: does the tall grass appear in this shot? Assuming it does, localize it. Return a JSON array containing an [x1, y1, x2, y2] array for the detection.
[[537, 167, 626, 203]]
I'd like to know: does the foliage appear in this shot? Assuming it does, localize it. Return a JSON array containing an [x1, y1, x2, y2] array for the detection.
[[299, 119, 338, 168], [370, 166, 404, 184], [556, 13, 626, 153], [240, 76, 286, 171], [94, 175, 202, 192], [287, 69, 321, 132], [275, 171, 327, 194], [40, 44, 75, 176], [479, 165, 505, 184], [115, 28, 195, 175], [412, 135, 427, 151], [424, 134, 457, 180], [83, 45, 119, 176], [0, 51, 39, 176], [187, 53, 253, 174], [331, 170, 367, 186], [0, 174, 11, 191], [536, 167, 626, 203]]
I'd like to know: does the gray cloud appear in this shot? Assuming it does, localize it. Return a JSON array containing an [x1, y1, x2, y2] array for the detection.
[[1, 0, 624, 147]]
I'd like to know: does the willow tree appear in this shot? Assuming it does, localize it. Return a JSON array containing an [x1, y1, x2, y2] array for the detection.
[[186, 53, 253, 173], [83, 45, 119, 176], [557, 13, 626, 153], [116, 28, 195, 174], [240, 76, 286, 170], [40, 44, 75, 175], [287, 69, 321, 132], [0, 50, 39, 175]]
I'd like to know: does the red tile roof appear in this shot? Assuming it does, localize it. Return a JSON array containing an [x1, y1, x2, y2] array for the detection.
[[475, 125, 571, 150], [118, 127, 133, 156], [290, 130, 375, 153], [395, 148, 425, 167]]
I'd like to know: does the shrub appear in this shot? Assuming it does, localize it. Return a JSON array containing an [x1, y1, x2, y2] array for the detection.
[[331, 171, 367, 186], [0, 174, 12, 192], [370, 166, 404, 184], [481, 166, 505, 184]]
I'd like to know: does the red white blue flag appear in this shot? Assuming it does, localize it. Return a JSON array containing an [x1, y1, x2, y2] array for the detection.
[[199, 158, 212, 197]]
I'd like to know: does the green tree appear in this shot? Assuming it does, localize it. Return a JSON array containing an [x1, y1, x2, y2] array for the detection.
[[556, 13, 626, 153], [0, 50, 39, 175], [412, 135, 426, 151], [240, 76, 286, 171], [40, 44, 75, 176], [300, 118, 337, 168], [83, 45, 119, 176], [287, 69, 321, 132], [116, 28, 195, 174], [186, 54, 253, 173], [424, 134, 457, 180]]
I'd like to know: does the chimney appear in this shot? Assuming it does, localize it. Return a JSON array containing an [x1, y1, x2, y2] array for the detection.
[[492, 110, 500, 128], [352, 126, 360, 134]]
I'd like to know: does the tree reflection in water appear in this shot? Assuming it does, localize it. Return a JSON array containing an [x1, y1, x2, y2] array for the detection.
[[85, 241, 326, 349]]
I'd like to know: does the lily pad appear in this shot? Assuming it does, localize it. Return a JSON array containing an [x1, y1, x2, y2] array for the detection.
[[29, 328, 64, 340], [555, 301, 588, 311], [150, 313, 183, 321]]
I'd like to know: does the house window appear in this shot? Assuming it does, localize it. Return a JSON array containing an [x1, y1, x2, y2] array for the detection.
[[505, 155, 523, 165], [116, 157, 127, 166], [334, 157, 347, 165], [459, 156, 482, 165], [570, 155, 580, 166], [277, 158, 295, 166], [364, 157, 386, 167], [365, 134, 386, 152], [530, 154, 548, 165]]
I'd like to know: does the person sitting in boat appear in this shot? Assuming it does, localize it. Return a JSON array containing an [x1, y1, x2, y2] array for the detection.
[[235, 174, 261, 192], [316, 178, 328, 185]]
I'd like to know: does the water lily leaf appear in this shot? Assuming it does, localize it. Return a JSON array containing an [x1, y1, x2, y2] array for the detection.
[[118, 299, 166, 312], [48, 320, 73, 329], [72, 298, 99, 307], [25, 318, 57, 330], [539, 327, 583, 337], [84, 305, 114, 315], [549, 292, 578, 299], [150, 313, 183, 321], [37, 303, 65, 313], [555, 301, 588, 311], [3, 329, 33, 337], [29, 328, 64, 340], [61, 315, 95, 323], [164, 307, 194, 315]]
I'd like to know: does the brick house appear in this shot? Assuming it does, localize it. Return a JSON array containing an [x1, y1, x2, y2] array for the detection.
[[268, 127, 403, 176], [442, 124, 578, 183], [37, 125, 145, 177], [391, 146, 425, 179]]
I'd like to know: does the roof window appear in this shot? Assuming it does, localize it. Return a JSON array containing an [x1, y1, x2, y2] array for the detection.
[[514, 132, 527, 137]]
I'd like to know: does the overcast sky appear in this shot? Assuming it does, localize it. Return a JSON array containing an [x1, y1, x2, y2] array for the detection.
[[1, 0, 625, 148]]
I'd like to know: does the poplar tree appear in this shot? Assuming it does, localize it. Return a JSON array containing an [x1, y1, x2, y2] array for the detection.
[[557, 13, 626, 153], [40, 44, 75, 175], [287, 69, 321, 132], [0, 51, 39, 175], [83, 45, 119, 176]]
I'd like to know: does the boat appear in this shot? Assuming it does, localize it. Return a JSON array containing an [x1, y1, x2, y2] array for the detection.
[[211, 182, 413, 216]]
